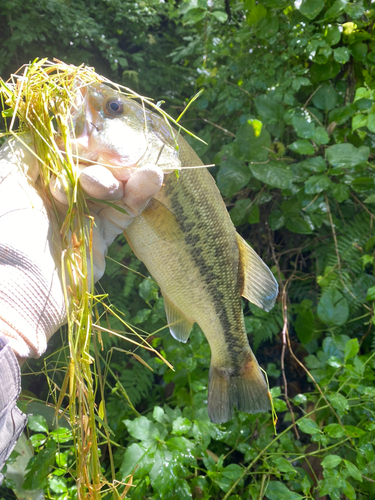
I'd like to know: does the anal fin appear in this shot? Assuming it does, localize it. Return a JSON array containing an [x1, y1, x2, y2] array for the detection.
[[236, 233, 278, 312], [164, 294, 194, 343]]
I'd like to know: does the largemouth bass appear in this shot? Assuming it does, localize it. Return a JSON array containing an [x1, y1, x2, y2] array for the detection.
[[75, 83, 278, 423]]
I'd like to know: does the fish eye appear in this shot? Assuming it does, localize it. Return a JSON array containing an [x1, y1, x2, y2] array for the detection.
[[105, 98, 124, 116]]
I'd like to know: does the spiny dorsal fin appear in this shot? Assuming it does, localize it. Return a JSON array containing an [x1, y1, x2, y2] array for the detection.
[[163, 294, 194, 343], [236, 233, 278, 312]]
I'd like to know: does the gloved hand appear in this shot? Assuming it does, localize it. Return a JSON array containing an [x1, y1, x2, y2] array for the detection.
[[0, 136, 164, 360]]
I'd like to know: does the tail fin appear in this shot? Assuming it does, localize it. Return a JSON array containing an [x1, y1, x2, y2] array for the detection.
[[207, 354, 271, 424]]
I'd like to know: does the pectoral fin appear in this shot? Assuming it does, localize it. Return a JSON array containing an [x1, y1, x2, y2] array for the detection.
[[164, 294, 194, 343], [236, 233, 278, 312]]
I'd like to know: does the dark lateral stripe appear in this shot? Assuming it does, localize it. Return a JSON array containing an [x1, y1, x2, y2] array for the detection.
[[165, 168, 248, 369]]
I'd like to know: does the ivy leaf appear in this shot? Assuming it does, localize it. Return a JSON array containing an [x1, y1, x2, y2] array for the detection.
[[23, 440, 56, 490], [288, 140, 315, 155], [265, 481, 304, 499], [312, 126, 330, 145], [318, 289, 349, 326], [299, 0, 324, 20], [321, 455, 342, 469], [326, 143, 370, 168], [119, 442, 155, 479], [172, 417, 192, 436], [250, 162, 293, 189], [329, 106, 355, 125], [272, 457, 296, 473]]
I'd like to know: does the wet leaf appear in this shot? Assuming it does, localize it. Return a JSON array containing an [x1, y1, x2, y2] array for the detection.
[[297, 418, 321, 435], [321, 455, 342, 469]]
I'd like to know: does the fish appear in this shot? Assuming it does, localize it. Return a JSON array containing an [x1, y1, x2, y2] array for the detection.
[[74, 83, 278, 423]]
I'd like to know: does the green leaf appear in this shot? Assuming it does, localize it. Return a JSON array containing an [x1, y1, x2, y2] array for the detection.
[[211, 10, 228, 22], [254, 95, 284, 123], [312, 126, 330, 145], [310, 59, 341, 81], [321, 455, 342, 469], [123, 416, 161, 442], [248, 204, 260, 224], [305, 174, 332, 194], [292, 115, 315, 139], [328, 393, 349, 412], [265, 481, 304, 500], [325, 0, 347, 19], [172, 416, 192, 435], [352, 41, 368, 61], [23, 440, 56, 490], [269, 210, 286, 230], [295, 309, 314, 344], [352, 113, 367, 131], [344, 460, 363, 482], [27, 414, 49, 433], [317, 289, 349, 326], [312, 84, 338, 111], [229, 199, 252, 226], [247, 4, 267, 25], [329, 106, 356, 125], [325, 25, 341, 46], [139, 278, 159, 302], [333, 47, 351, 63], [324, 423, 345, 438], [288, 140, 315, 155], [272, 457, 296, 473], [366, 285, 375, 300], [119, 443, 154, 479], [354, 87, 373, 101], [326, 143, 370, 168], [250, 162, 293, 189], [331, 183, 350, 202], [344, 338, 359, 361], [286, 216, 314, 234], [299, 0, 324, 20], [234, 123, 271, 162], [367, 113, 375, 133], [217, 158, 251, 197], [342, 480, 356, 500], [48, 476, 68, 494], [297, 418, 321, 435]]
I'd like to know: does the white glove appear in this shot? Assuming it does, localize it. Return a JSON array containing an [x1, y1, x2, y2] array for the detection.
[[0, 136, 163, 359]]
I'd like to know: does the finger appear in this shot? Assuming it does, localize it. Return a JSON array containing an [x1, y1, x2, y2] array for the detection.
[[123, 164, 164, 217], [79, 165, 124, 201]]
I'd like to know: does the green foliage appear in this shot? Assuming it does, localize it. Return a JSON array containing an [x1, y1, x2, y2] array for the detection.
[[2, 0, 375, 499]]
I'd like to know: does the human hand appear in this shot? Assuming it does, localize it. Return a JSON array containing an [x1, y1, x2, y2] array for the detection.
[[0, 136, 163, 359]]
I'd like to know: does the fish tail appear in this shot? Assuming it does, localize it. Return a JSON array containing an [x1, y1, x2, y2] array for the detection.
[[207, 352, 271, 424]]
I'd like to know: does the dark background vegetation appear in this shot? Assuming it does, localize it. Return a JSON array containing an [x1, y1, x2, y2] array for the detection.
[[1, 0, 375, 499]]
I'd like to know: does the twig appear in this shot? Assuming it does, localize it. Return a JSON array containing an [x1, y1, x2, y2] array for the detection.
[[267, 226, 300, 438], [202, 118, 236, 137]]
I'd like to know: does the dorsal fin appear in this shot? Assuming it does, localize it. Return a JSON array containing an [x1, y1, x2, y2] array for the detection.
[[236, 233, 278, 312], [163, 294, 194, 343]]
